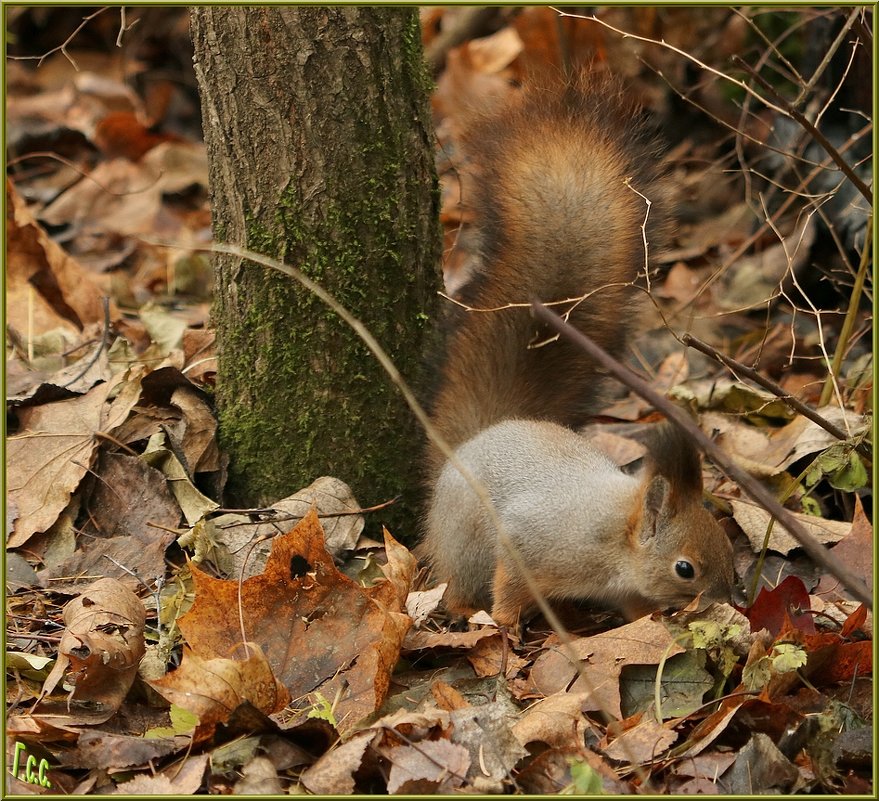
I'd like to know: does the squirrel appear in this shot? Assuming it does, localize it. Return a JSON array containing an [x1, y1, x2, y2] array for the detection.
[[421, 74, 735, 626]]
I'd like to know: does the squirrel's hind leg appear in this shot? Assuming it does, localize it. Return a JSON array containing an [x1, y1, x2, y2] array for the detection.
[[490, 561, 536, 629]]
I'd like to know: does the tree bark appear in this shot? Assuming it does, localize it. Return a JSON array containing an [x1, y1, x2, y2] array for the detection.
[[191, 7, 440, 528]]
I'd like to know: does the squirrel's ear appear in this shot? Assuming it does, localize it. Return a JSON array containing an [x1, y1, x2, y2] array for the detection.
[[641, 475, 671, 539], [645, 423, 704, 499]]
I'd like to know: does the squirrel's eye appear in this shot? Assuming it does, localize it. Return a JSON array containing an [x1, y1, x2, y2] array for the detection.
[[675, 560, 695, 580]]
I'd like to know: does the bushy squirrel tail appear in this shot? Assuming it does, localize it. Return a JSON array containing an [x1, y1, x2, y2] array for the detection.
[[426, 73, 671, 478]]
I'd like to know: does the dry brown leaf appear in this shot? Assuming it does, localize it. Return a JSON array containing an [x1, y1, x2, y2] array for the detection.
[[403, 627, 497, 652], [815, 495, 873, 601], [300, 730, 376, 795], [764, 408, 869, 472], [40, 160, 161, 236], [431, 679, 470, 711], [657, 262, 712, 304], [8, 372, 143, 548], [449, 697, 528, 784], [169, 385, 220, 474], [7, 384, 111, 549], [6, 179, 115, 337], [177, 511, 413, 734], [386, 739, 471, 794], [529, 617, 684, 719], [233, 755, 284, 795], [206, 477, 365, 580], [406, 584, 447, 626], [37, 578, 146, 720], [68, 730, 181, 770], [584, 429, 646, 467], [512, 691, 593, 752], [467, 634, 530, 679], [112, 753, 208, 795], [730, 499, 850, 555], [147, 643, 290, 732], [603, 716, 679, 763], [274, 476, 365, 557], [655, 351, 690, 395], [676, 695, 748, 760], [81, 452, 181, 541]]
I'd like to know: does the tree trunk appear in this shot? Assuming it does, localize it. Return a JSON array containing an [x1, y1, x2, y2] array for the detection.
[[190, 7, 440, 530]]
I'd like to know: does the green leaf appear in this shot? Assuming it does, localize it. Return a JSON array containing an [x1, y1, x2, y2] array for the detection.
[[742, 656, 772, 692], [770, 643, 808, 673], [567, 758, 604, 794], [306, 692, 337, 726], [144, 704, 199, 739], [804, 443, 868, 492], [827, 451, 868, 492]]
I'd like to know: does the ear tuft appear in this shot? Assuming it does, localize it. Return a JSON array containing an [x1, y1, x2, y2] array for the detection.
[[644, 422, 704, 499]]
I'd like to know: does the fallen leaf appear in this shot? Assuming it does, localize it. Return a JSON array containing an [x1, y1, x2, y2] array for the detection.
[[603, 716, 678, 764], [37, 578, 146, 720], [80, 452, 181, 540], [148, 643, 290, 732], [169, 385, 220, 474], [403, 627, 498, 652], [620, 649, 714, 719], [112, 753, 208, 795], [406, 584, 447, 626], [142, 436, 219, 524], [65, 730, 181, 770], [745, 575, 815, 636], [233, 755, 284, 795], [529, 617, 685, 718], [467, 633, 530, 679], [717, 216, 815, 312], [6, 178, 115, 337], [199, 477, 365, 581], [449, 695, 528, 784], [814, 495, 873, 602], [731, 499, 850, 555], [431, 679, 470, 711], [7, 372, 142, 548], [300, 730, 376, 795], [726, 732, 804, 794], [386, 738, 471, 793], [177, 511, 413, 734], [7, 384, 111, 549], [512, 691, 593, 751]]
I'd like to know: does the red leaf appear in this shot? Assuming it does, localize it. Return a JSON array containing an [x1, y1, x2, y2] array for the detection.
[[745, 576, 815, 636]]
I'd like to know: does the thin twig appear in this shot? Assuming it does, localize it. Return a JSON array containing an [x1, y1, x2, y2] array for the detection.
[[7, 152, 164, 197], [681, 334, 871, 462], [732, 55, 872, 204], [61, 298, 112, 389], [796, 7, 863, 106], [8, 7, 109, 70], [532, 301, 872, 609]]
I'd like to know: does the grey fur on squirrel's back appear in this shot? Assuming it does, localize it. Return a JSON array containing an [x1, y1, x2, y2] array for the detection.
[[426, 420, 642, 611], [424, 73, 671, 481]]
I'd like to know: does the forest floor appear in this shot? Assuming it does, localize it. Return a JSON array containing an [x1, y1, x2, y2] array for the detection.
[[5, 6, 873, 795]]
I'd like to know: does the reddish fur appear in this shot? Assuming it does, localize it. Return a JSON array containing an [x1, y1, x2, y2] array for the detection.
[[426, 74, 670, 480]]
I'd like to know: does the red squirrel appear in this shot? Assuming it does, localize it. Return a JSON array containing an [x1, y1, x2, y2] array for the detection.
[[422, 75, 735, 626]]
